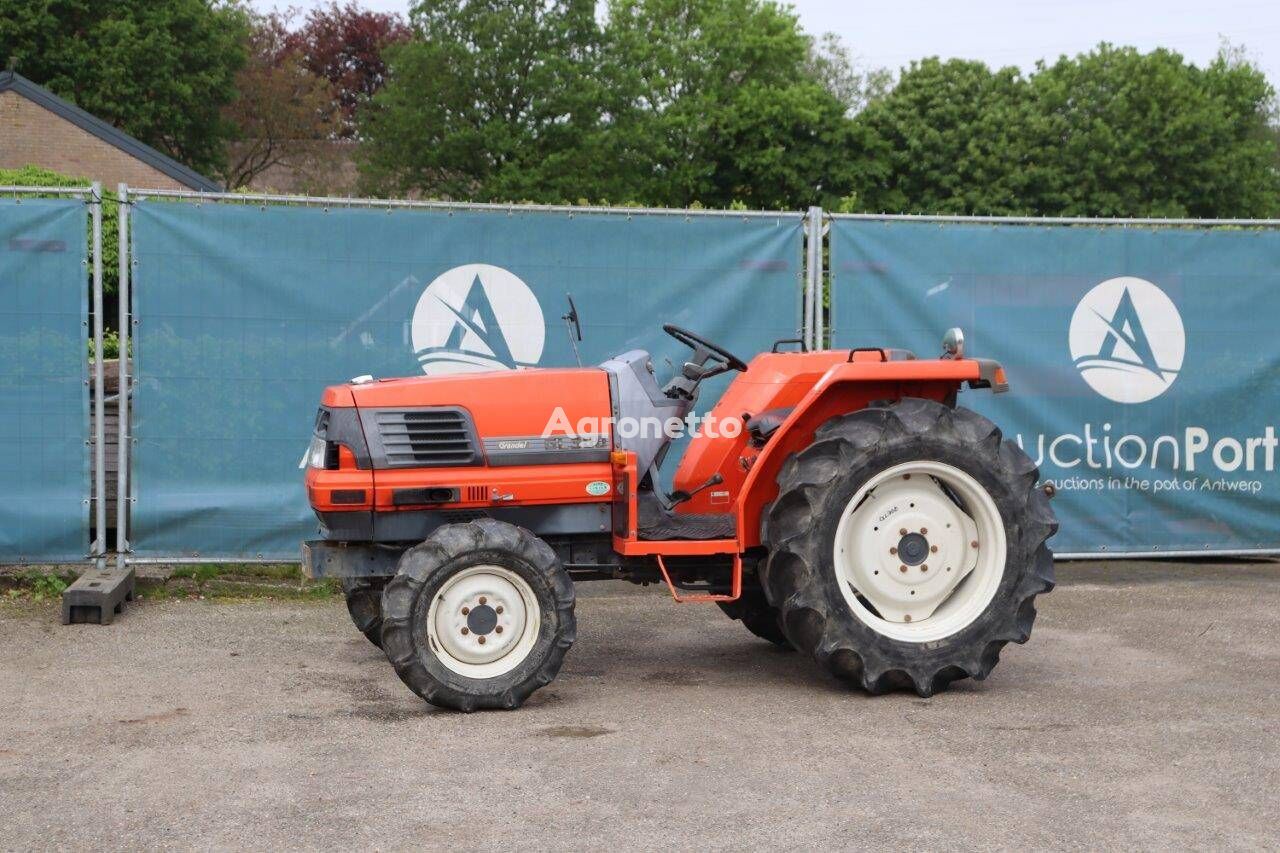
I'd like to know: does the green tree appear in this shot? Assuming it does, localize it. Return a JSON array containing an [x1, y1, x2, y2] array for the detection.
[[601, 0, 857, 209], [845, 45, 1280, 218], [359, 0, 605, 201], [0, 0, 249, 177], [1026, 44, 1280, 218], [843, 58, 1040, 215], [360, 0, 857, 208]]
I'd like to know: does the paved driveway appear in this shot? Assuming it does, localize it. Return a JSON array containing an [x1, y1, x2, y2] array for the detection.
[[1, 560, 1277, 850]]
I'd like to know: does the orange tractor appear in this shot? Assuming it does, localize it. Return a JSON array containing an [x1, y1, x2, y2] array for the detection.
[[303, 325, 1056, 711]]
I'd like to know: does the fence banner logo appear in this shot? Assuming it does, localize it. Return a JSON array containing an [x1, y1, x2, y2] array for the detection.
[[1068, 276, 1185, 404], [831, 218, 1280, 554], [411, 263, 546, 375]]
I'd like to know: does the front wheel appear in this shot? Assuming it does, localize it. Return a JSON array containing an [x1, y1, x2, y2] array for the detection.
[[761, 398, 1057, 696], [380, 519, 576, 712]]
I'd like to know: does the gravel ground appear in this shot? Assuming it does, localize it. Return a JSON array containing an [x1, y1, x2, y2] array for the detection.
[[1, 560, 1277, 851]]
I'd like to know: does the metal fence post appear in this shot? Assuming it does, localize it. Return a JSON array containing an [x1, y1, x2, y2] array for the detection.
[[116, 185, 130, 569], [816, 213, 827, 349], [90, 182, 106, 569], [805, 206, 822, 350]]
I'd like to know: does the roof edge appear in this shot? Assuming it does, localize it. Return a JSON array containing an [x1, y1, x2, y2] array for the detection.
[[0, 70, 222, 192]]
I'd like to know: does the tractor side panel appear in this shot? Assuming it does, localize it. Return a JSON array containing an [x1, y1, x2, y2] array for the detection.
[[312, 368, 617, 542], [736, 377, 965, 548], [673, 351, 849, 514]]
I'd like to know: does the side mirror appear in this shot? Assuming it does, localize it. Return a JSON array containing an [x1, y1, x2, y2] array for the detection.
[[942, 327, 964, 359]]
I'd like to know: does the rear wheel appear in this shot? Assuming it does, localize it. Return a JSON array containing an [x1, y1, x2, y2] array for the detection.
[[341, 577, 387, 649], [761, 398, 1056, 696], [380, 519, 576, 712], [717, 590, 792, 649]]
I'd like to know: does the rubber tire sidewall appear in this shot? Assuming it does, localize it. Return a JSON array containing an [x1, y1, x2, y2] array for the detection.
[[381, 520, 575, 712], [762, 399, 1056, 695]]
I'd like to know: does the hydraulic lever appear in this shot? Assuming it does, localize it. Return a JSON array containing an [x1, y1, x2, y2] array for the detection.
[[668, 472, 723, 506]]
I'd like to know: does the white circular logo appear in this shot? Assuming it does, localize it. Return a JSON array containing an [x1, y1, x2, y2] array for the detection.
[[1069, 276, 1184, 404], [410, 263, 545, 375]]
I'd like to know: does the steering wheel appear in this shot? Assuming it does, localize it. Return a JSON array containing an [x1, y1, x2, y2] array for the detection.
[[662, 324, 749, 373]]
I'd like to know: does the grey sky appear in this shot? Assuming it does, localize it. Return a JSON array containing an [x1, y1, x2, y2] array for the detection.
[[254, 0, 1280, 87]]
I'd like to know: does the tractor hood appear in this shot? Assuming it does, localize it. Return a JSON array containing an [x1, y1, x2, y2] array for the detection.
[[331, 367, 613, 450]]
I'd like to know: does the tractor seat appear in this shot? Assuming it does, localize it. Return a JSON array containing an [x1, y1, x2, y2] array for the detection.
[[746, 407, 794, 446], [636, 492, 736, 541]]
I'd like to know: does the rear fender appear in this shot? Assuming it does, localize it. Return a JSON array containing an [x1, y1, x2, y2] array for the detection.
[[735, 358, 1006, 548]]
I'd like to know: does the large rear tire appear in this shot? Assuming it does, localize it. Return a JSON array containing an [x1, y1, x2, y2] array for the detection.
[[380, 519, 576, 712], [761, 398, 1056, 696], [341, 577, 386, 649]]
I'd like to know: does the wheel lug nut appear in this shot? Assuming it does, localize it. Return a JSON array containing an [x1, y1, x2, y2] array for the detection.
[[461, 606, 470, 615], [479, 596, 487, 605], [899, 565, 908, 573], [461, 627, 469, 635], [889, 547, 897, 555], [920, 527, 928, 535], [495, 626, 503, 634], [921, 564, 929, 572], [496, 606, 503, 614], [478, 636, 486, 645], [899, 528, 908, 536], [930, 545, 938, 553]]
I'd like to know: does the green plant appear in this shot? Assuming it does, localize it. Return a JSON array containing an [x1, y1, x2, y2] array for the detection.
[[21, 571, 69, 601], [0, 165, 120, 295]]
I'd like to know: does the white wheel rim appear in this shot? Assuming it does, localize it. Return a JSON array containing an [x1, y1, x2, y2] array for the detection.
[[832, 460, 1006, 643], [425, 565, 541, 678]]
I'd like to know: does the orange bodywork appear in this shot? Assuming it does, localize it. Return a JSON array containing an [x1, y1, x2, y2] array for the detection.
[[307, 350, 1002, 577], [308, 368, 614, 514], [670, 350, 994, 548]]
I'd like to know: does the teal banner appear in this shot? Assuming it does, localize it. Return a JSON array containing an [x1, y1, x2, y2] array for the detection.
[[831, 218, 1280, 555], [131, 202, 802, 558], [0, 198, 89, 561]]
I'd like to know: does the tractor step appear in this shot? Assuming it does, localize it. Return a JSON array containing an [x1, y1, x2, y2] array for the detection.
[[61, 566, 136, 625]]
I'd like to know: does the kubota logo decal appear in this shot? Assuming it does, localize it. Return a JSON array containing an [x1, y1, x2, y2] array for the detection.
[[411, 263, 545, 375], [1069, 276, 1185, 404]]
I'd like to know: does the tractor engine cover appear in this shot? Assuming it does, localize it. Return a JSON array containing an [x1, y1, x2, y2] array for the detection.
[[307, 368, 616, 543]]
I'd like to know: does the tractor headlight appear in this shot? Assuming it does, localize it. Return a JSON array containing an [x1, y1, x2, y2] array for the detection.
[[306, 435, 328, 469]]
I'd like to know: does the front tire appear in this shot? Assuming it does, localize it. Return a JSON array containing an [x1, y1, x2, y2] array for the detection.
[[761, 398, 1056, 696], [380, 519, 576, 712]]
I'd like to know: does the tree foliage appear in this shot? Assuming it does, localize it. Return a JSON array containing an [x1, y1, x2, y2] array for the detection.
[[845, 58, 1035, 215], [845, 45, 1280, 217], [1026, 45, 1280, 218], [283, 2, 411, 138], [359, 0, 858, 208], [359, 0, 603, 201], [0, 0, 249, 177], [220, 11, 339, 189], [599, 0, 857, 209]]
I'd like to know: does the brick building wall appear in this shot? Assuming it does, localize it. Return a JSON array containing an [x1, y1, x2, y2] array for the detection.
[[0, 90, 188, 189]]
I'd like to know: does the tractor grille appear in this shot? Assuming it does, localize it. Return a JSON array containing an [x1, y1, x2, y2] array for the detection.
[[369, 408, 478, 468]]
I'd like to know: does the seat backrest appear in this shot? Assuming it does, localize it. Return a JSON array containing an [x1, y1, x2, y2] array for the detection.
[[599, 350, 691, 473]]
